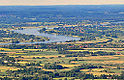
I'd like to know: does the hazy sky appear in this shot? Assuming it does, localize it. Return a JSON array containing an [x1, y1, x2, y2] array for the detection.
[[0, 0, 124, 5]]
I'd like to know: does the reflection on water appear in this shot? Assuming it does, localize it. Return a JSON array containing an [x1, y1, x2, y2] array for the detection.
[[1, 28, 80, 45]]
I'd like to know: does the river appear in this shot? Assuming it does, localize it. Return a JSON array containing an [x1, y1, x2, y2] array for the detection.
[[0, 28, 80, 45]]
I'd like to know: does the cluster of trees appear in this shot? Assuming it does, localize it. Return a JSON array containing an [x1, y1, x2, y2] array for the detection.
[[1, 5, 124, 25], [0, 30, 46, 43], [44, 63, 64, 69], [1, 36, 124, 51], [0, 52, 123, 79], [0, 63, 123, 79], [60, 50, 116, 57], [39, 23, 124, 41]]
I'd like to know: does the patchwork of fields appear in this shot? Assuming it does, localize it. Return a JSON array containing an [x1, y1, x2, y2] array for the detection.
[[0, 47, 123, 79]]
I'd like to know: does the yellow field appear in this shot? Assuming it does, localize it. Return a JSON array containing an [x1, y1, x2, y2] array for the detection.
[[67, 49, 115, 53], [86, 72, 115, 76], [0, 48, 11, 51], [80, 68, 105, 72], [58, 64, 80, 67], [58, 68, 72, 71], [67, 50, 88, 52], [70, 61, 79, 64], [0, 52, 27, 55], [91, 68, 105, 72], [2, 38, 15, 40], [80, 69, 90, 72], [0, 48, 47, 51], [0, 66, 20, 72], [14, 53, 27, 54], [42, 69, 55, 72], [18, 61, 30, 64], [53, 77, 75, 80], [0, 52, 16, 54], [104, 60, 124, 64], [86, 61, 103, 64], [82, 56, 118, 60], [21, 49, 47, 51], [10, 55, 65, 58], [86, 60, 124, 64], [40, 64, 44, 66], [83, 48, 124, 50], [102, 66, 117, 69]]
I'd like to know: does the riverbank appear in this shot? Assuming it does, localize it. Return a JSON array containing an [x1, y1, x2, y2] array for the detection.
[[0, 28, 80, 45]]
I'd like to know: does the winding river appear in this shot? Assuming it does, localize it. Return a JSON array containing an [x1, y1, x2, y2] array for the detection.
[[1, 28, 80, 45]]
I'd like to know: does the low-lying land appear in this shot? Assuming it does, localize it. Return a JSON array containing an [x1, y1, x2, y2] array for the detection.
[[0, 47, 123, 79]]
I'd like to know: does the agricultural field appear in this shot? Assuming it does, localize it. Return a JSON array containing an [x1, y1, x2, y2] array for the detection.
[[0, 47, 124, 79], [0, 5, 124, 80]]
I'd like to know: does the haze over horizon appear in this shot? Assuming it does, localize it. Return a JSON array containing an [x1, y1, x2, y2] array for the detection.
[[0, 0, 124, 6]]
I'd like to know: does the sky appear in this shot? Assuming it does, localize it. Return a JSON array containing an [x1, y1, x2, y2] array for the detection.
[[0, 0, 124, 5]]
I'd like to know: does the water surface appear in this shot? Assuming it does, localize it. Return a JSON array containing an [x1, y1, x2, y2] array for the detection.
[[1, 28, 80, 45]]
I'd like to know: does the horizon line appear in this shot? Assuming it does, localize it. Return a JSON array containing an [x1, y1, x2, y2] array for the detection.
[[0, 4, 124, 6]]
